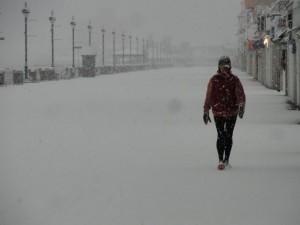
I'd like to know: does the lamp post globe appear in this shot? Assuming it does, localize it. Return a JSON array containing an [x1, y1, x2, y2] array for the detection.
[[87, 22, 92, 31], [49, 11, 56, 24], [22, 2, 30, 18], [70, 16, 76, 28]]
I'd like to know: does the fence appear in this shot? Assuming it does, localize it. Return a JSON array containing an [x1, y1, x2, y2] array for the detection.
[[0, 63, 173, 86]]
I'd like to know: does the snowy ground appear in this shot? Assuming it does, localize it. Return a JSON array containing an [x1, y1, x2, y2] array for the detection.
[[0, 66, 300, 225]]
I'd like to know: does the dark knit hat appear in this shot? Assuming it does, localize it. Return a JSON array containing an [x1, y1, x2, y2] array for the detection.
[[218, 56, 231, 68]]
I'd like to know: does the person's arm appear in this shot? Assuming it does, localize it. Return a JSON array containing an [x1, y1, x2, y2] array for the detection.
[[203, 78, 213, 124], [204, 78, 213, 112], [235, 78, 246, 118]]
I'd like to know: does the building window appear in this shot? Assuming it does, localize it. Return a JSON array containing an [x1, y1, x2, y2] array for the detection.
[[281, 49, 286, 71], [257, 16, 266, 31], [257, 17, 261, 31], [271, 27, 275, 39], [278, 18, 286, 28], [260, 16, 265, 31], [287, 13, 293, 29]]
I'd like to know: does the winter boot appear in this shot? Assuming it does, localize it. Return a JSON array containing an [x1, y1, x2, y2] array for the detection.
[[224, 159, 232, 169], [218, 160, 225, 170]]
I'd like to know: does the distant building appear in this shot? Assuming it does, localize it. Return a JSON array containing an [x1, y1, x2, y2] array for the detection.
[[244, 0, 276, 9], [237, 0, 300, 108]]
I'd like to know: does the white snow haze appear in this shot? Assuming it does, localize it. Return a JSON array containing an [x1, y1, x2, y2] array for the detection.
[[0, 66, 300, 225], [1, 0, 300, 224], [0, 0, 240, 67]]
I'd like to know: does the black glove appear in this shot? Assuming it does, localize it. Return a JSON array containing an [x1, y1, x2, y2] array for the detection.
[[238, 105, 245, 119], [203, 110, 211, 125]]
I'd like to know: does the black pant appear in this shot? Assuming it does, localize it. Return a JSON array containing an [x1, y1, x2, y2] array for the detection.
[[214, 116, 237, 162]]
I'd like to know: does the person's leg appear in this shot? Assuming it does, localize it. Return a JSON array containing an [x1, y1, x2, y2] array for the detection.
[[224, 116, 237, 162], [214, 117, 226, 162]]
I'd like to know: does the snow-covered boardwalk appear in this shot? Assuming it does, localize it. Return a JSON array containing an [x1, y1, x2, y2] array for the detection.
[[0, 66, 299, 225]]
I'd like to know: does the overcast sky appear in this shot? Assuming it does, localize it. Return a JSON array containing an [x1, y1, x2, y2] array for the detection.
[[0, 0, 242, 68]]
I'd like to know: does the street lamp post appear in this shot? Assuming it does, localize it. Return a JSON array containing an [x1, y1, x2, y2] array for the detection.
[[136, 37, 139, 64], [74, 46, 82, 68], [49, 10, 56, 67], [152, 41, 155, 65], [70, 16, 76, 68], [160, 42, 163, 64], [156, 42, 159, 65], [129, 35, 132, 64], [0, 13, 5, 40], [122, 32, 125, 65], [22, 2, 30, 80], [142, 39, 145, 63], [112, 30, 116, 71], [101, 27, 105, 65], [146, 40, 149, 64], [87, 21, 92, 47]]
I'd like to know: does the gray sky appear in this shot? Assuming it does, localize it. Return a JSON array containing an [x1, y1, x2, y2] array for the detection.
[[0, 0, 242, 68]]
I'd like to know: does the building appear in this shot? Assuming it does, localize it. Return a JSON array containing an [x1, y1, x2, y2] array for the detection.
[[237, 0, 300, 108]]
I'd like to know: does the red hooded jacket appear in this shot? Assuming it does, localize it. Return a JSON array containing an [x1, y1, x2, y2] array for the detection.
[[204, 72, 246, 117]]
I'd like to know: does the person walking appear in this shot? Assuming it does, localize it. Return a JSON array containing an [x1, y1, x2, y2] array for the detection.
[[203, 56, 246, 170]]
